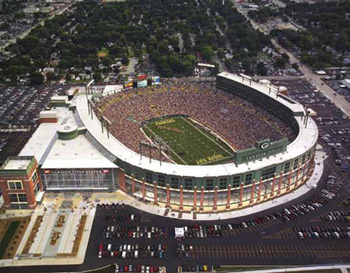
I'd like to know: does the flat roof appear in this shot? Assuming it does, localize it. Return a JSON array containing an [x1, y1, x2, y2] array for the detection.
[[19, 107, 72, 164], [103, 85, 123, 96], [41, 135, 117, 169], [20, 99, 116, 169], [76, 73, 318, 177], [2, 159, 31, 170]]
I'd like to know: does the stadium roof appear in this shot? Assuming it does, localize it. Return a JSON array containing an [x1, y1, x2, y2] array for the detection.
[[19, 97, 117, 169], [41, 135, 117, 169], [217, 72, 305, 115], [19, 107, 71, 164]]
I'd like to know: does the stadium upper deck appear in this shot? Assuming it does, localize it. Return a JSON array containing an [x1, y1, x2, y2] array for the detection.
[[94, 80, 297, 164], [76, 75, 317, 178]]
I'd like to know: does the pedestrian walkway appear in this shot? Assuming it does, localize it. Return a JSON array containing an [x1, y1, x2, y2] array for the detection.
[[0, 195, 96, 268], [57, 212, 74, 253], [232, 264, 350, 273]]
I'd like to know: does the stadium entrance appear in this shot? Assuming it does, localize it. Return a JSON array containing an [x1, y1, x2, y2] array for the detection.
[[41, 168, 117, 191]]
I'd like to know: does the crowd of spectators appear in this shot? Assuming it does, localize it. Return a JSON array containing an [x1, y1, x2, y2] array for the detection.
[[94, 81, 296, 164]]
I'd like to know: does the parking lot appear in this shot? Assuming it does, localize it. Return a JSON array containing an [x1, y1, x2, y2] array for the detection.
[[0, 85, 70, 164]]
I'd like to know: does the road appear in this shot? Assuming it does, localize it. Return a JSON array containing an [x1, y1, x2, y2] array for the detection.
[[121, 57, 138, 76], [232, 0, 350, 117], [271, 39, 350, 116]]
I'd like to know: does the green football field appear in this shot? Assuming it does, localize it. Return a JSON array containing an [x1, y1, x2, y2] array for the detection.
[[142, 116, 235, 165]]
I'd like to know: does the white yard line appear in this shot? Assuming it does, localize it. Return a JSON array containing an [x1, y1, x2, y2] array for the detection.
[[144, 126, 188, 165], [181, 117, 234, 156]]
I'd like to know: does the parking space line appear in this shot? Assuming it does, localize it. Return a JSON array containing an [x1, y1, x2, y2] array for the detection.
[[306, 246, 314, 258], [277, 245, 284, 258], [272, 245, 278, 258], [254, 246, 260, 258], [244, 245, 249, 259], [241, 245, 245, 259], [238, 245, 242, 259], [230, 245, 235, 258], [198, 245, 203, 259], [212, 245, 216, 258]]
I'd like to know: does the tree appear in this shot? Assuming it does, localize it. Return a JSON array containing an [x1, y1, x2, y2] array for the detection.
[[282, 15, 289, 23], [292, 63, 299, 70], [281, 53, 290, 62], [274, 57, 287, 69], [34, 58, 47, 69], [29, 72, 44, 85], [242, 58, 254, 75], [46, 72, 58, 82], [93, 73, 102, 83], [159, 39, 169, 54], [101, 56, 112, 66], [200, 45, 214, 62], [257, 62, 267, 76], [121, 55, 129, 66]]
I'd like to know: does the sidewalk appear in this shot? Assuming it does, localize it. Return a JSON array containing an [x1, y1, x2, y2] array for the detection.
[[95, 149, 327, 221], [221, 264, 349, 273]]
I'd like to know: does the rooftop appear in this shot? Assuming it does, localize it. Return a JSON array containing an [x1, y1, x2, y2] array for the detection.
[[42, 135, 117, 169], [19, 96, 116, 169], [19, 107, 71, 164], [2, 159, 32, 170]]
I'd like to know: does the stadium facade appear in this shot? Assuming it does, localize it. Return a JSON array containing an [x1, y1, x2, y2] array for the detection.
[[0, 73, 318, 213]]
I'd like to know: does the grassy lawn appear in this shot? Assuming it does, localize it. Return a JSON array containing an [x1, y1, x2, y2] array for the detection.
[[0, 221, 20, 259], [97, 48, 109, 58], [143, 116, 235, 165]]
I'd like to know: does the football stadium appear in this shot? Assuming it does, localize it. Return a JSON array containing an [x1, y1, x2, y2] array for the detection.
[[0, 72, 319, 213]]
